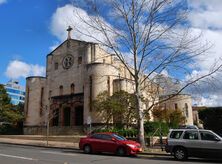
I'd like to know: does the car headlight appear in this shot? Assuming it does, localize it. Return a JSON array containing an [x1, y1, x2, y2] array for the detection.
[[126, 144, 136, 148]]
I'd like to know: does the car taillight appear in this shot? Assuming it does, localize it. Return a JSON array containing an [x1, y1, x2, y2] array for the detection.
[[166, 138, 168, 145]]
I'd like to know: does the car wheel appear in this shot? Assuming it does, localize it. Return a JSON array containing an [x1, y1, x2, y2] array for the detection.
[[83, 145, 92, 154], [173, 147, 187, 161], [116, 147, 126, 156]]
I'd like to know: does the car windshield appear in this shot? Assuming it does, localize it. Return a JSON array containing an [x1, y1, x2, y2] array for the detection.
[[111, 134, 127, 141]]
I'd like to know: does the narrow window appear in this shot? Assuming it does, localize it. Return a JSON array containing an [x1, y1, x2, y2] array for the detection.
[[40, 87, 44, 115], [55, 62, 58, 70], [174, 103, 178, 110], [185, 103, 189, 117], [91, 44, 95, 62], [71, 83, 75, 94], [78, 56, 82, 65], [107, 76, 110, 95], [59, 85, 63, 96], [89, 76, 93, 111], [49, 90, 52, 99]]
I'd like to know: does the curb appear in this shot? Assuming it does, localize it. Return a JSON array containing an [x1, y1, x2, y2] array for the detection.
[[140, 152, 170, 156]]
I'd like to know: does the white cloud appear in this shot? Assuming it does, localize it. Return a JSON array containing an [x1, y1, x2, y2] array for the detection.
[[185, 1, 222, 106], [0, 0, 7, 5], [50, 4, 117, 44], [187, 0, 222, 30], [188, 0, 222, 12], [193, 94, 222, 107], [5, 60, 45, 79]]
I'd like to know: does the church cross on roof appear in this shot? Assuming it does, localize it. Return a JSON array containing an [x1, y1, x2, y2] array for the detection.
[[67, 26, 73, 40]]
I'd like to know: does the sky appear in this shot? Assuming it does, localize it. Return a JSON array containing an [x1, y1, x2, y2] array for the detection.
[[0, 0, 222, 106]]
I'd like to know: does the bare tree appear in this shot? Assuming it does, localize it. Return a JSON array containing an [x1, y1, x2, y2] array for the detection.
[[70, 0, 222, 147], [39, 105, 58, 146]]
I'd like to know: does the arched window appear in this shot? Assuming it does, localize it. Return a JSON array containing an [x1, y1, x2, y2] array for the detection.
[[59, 85, 63, 95], [71, 83, 75, 94]]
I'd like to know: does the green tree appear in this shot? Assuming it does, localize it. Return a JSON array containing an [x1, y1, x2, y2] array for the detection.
[[0, 85, 23, 124], [110, 91, 137, 128], [0, 84, 11, 110], [92, 91, 113, 128], [152, 107, 185, 128], [93, 90, 137, 128]]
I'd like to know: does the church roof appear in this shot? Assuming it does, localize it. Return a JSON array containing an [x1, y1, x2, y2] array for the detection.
[[47, 39, 98, 57]]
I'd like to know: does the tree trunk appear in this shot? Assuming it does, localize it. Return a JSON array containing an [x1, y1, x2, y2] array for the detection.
[[135, 82, 146, 148]]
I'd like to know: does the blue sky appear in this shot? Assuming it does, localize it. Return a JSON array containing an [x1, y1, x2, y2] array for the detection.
[[0, 0, 222, 106], [0, 0, 70, 86]]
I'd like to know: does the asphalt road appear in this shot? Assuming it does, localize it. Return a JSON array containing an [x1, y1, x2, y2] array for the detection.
[[0, 143, 222, 164]]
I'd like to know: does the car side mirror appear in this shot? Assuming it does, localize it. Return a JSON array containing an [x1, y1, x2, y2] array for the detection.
[[215, 137, 221, 142], [111, 138, 116, 142]]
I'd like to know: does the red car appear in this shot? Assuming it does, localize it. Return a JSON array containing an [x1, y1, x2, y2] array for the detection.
[[79, 132, 142, 156]]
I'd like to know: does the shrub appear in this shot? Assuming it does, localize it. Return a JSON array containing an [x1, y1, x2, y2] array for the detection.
[[0, 124, 22, 135], [144, 121, 169, 136]]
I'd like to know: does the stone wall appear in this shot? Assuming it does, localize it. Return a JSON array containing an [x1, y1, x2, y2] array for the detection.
[[24, 77, 46, 126]]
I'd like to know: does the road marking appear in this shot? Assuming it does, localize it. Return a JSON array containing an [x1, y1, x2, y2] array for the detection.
[[41, 151, 77, 156], [0, 153, 37, 161]]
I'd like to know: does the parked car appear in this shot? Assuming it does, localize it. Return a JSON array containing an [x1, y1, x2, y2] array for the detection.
[[79, 132, 142, 156], [165, 129, 222, 160]]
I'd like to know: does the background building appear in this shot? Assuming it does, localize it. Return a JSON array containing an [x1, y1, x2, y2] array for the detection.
[[155, 74, 194, 125], [4, 80, 25, 105], [159, 94, 194, 125]]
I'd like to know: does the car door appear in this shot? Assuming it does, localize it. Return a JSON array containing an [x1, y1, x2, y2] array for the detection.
[[182, 130, 202, 157], [99, 134, 118, 153], [199, 131, 222, 158], [90, 134, 104, 152]]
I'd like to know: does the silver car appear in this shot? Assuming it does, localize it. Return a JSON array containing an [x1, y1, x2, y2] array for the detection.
[[165, 129, 222, 160]]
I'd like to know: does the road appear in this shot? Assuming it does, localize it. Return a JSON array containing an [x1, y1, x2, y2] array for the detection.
[[0, 143, 221, 164]]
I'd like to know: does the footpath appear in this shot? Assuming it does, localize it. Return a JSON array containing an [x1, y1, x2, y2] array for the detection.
[[0, 135, 168, 156]]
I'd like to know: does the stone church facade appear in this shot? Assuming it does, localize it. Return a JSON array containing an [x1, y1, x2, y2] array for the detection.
[[24, 29, 193, 135]]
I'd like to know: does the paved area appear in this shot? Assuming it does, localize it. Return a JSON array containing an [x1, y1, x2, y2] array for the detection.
[[1, 143, 222, 164]]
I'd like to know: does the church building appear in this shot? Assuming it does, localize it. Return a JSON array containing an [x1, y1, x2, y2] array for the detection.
[[24, 27, 193, 135]]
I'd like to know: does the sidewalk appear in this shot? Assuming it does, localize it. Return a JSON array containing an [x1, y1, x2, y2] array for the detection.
[[0, 137, 78, 149], [0, 136, 168, 156]]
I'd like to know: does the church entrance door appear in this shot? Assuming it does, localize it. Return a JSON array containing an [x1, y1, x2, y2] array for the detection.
[[52, 108, 59, 126], [75, 106, 83, 125], [64, 107, 71, 126]]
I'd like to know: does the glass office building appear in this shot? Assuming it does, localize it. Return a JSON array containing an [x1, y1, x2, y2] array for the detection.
[[4, 80, 25, 105]]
